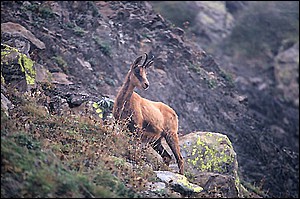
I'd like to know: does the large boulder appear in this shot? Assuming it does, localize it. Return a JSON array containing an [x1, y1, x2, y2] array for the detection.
[[1, 22, 46, 91], [154, 171, 203, 196], [180, 131, 238, 175], [163, 131, 248, 197]]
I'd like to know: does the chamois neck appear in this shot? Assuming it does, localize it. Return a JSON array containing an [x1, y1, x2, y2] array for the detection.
[[115, 71, 135, 108], [118, 75, 135, 100]]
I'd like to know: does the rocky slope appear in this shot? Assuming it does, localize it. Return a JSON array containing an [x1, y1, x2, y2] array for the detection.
[[1, 1, 298, 198], [151, 1, 299, 198]]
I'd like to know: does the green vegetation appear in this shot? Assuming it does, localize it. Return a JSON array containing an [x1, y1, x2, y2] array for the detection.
[[241, 180, 270, 198], [93, 36, 111, 56], [73, 26, 86, 37], [21, 2, 55, 19], [187, 62, 220, 89], [38, 6, 56, 19], [87, 1, 101, 17], [1, 86, 160, 198], [51, 55, 68, 73], [207, 79, 217, 89], [187, 62, 204, 75], [220, 68, 234, 86]]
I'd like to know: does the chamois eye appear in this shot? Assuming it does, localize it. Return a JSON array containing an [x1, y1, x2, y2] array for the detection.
[[134, 67, 140, 74]]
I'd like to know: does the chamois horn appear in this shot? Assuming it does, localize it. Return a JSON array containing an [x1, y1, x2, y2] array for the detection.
[[141, 53, 148, 67]]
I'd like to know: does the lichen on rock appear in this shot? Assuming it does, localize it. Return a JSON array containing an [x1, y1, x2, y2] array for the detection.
[[178, 131, 247, 197], [181, 131, 237, 175], [1, 43, 36, 86], [154, 170, 203, 195]]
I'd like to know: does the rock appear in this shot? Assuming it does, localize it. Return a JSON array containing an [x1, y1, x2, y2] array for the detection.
[[35, 63, 51, 83], [176, 131, 246, 197], [154, 170, 203, 196], [194, 172, 239, 198], [1, 43, 36, 91], [180, 132, 238, 176], [193, 1, 235, 44], [145, 182, 167, 197], [1, 22, 46, 49], [51, 72, 73, 85], [77, 57, 93, 71], [1, 93, 14, 117], [48, 95, 69, 115], [1, 1, 298, 197], [274, 42, 299, 107]]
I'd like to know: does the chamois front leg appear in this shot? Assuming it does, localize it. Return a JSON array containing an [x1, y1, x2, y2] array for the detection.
[[151, 137, 172, 166]]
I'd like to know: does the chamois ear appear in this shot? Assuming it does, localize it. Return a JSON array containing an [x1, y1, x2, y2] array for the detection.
[[132, 55, 143, 69], [145, 61, 153, 68]]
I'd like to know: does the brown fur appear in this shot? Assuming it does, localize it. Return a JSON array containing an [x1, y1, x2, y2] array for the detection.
[[113, 54, 184, 174]]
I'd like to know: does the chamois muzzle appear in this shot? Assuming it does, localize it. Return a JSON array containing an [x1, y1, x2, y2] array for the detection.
[[143, 82, 149, 90]]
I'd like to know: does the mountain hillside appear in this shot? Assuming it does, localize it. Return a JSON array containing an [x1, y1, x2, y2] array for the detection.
[[1, 1, 298, 198]]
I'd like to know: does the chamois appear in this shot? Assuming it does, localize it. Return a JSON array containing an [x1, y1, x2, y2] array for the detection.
[[113, 53, 184, 175]]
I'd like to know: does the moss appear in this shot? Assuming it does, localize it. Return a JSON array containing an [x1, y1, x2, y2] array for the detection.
[[184, 133, 246, 195], [184, 171, 196, 182], [191, 148, 197, 156], [1, 74, 5, 84]]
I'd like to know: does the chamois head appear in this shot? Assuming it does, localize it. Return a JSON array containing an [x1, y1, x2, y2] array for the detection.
[[130, 53, 154, 90]]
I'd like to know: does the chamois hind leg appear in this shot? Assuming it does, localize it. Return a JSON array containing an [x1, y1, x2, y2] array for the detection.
[[151, 137, 172, 166], [164, 132, 184, 175]]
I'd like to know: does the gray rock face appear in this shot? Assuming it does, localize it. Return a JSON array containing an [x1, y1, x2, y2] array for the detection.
[[159, 131, 244, 197], [1, 93, 14, 117], [1, 22, 46, 50], [274, 42, 299, 107], [193, 1, 235, 44]]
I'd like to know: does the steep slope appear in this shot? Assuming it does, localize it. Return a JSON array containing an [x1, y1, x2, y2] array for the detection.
[[1, 1, 298, 197]]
